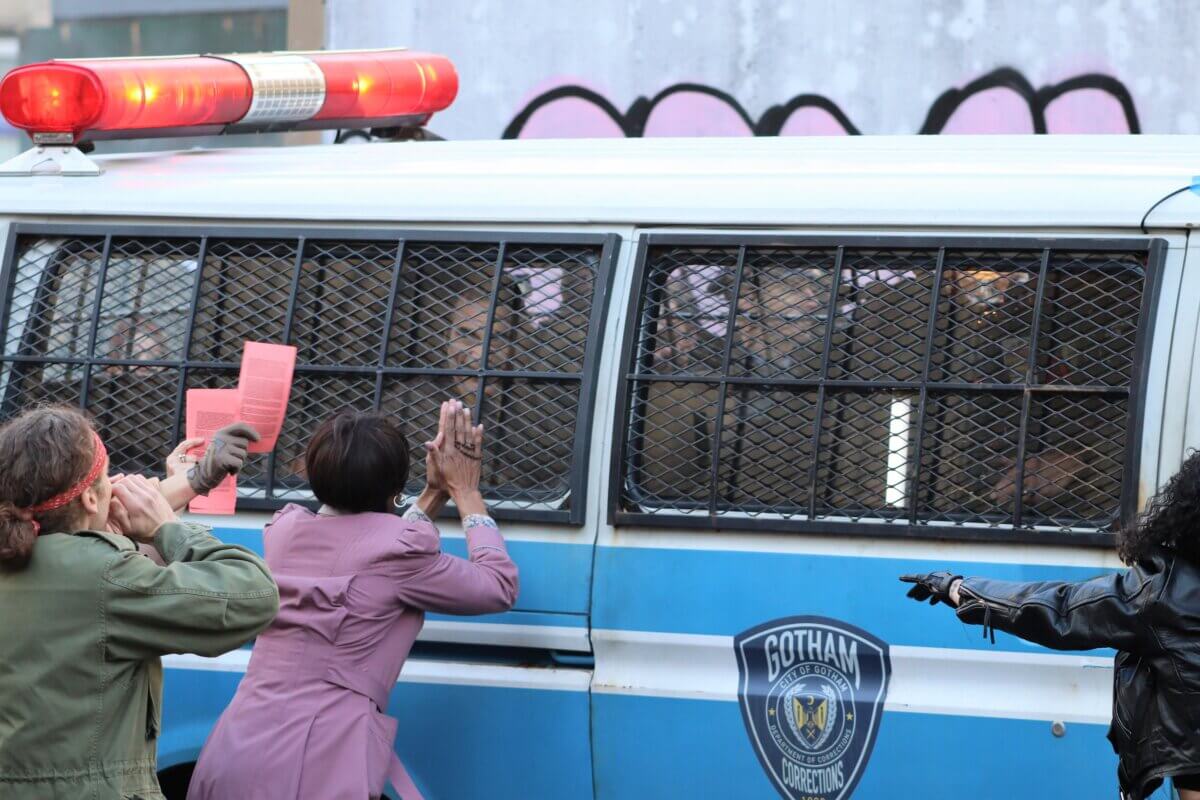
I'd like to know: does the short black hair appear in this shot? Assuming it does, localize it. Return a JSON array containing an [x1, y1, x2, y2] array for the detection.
[[306, 410, 410, 514]]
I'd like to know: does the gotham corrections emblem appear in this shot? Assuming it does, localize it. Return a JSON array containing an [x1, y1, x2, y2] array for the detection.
[[735, 617, 891, 800]]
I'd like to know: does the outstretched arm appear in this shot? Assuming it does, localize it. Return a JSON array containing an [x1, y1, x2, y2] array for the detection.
[[954, 570, 1155, 652], [901, 568, 1157, 652], [394, 400, 518, 614]]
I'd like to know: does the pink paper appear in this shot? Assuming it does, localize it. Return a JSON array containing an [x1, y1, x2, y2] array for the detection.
[[186, 388, 240, 515], [237, 341, 296, 453]]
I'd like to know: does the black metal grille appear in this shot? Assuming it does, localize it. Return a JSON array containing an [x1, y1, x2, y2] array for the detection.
[[0, 227, 617, 524], [614, 236, 1162, 541]]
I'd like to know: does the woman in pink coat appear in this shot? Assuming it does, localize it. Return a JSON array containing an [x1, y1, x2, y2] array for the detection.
[[188, 400, 518, 800]]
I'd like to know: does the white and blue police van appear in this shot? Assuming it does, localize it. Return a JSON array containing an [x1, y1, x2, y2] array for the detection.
[[0, 49, 1196, 799]]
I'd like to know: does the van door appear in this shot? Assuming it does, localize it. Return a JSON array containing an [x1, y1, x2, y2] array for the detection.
[[0, 223, 620, 799], [591, 230, 1170, 798]]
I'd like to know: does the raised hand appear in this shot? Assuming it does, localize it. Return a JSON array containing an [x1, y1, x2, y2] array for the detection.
[[187, 423, 260, 496], [428, 400, 485, 498], [422, 402, 449, 494], [165, 437, 204, 479], [111, 474, 178, 542]]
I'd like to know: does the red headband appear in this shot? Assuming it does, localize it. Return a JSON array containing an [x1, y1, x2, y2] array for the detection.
[[20, 432, 107, 535]]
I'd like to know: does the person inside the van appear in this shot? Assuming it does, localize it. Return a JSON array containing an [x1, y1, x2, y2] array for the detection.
[[652, 264, 730, 371], [188, 400, 519, 800], [440, 276, 575, 498], [445, 282, 514, 403], [900, 450, 1200, 800], [103, 316, 169, 372], [0, 405, 278, 800], [943, 264, 1136, 527]]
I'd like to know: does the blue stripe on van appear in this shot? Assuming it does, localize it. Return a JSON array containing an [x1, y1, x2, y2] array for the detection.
[[211, 526, 593, 615], [593, 545, 1119, 654], [439, 537, 593, 614], [161, 666, 594, 799], [592, 693, 1114, 798], [209, 526, 266, 552]]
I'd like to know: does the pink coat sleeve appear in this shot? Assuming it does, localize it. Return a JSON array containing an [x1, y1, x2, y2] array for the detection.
[[390, 519, 519, 615]]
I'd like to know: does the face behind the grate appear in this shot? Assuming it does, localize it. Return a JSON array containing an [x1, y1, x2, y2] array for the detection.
[[445, 290, 512, 403], [102, 318, 169, 367], [385, 277, 584, 504], [735, 268, 827, 377]]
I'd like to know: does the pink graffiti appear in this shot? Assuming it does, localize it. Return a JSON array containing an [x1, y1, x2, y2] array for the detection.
[[644, 91, 753, 137], [1043, 88, 1130, 134], [513, 77, 625, 138], [778, 106, 855, 136], [508, 70, 1138, 138], [939, 87, 1036, 134], [517, 97, 624, 138]]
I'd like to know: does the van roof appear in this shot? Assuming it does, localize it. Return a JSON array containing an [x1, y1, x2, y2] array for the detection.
[[0, 135, 1197, 230]]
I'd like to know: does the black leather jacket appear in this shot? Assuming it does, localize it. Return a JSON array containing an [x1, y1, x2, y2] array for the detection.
[[955, 547, 1200, 800]]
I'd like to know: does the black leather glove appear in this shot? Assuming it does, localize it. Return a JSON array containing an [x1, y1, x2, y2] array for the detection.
[[899, 571, 963, 607], [187, 422, 260, 496]]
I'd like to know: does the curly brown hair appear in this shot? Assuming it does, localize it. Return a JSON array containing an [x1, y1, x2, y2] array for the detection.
[[1118, 450, 1200, 565], [0, 405, 99, 570]]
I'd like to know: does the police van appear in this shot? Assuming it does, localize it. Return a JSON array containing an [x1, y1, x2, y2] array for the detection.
[[0, 49, 1196, 799]]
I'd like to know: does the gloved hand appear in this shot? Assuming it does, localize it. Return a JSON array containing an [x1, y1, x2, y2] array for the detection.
[[187, 422, 260, 496], [899, 571, 963, 607]]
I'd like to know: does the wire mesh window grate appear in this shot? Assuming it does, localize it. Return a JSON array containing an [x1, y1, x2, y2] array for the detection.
[[0, 227, 616, 524], [614, 236, 1163, 542]]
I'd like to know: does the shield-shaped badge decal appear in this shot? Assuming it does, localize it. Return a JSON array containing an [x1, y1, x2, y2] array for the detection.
[[735, 616, 891, 800]]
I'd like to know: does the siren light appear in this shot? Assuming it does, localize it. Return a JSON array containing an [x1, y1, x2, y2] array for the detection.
[[0, 48, 458, 144]]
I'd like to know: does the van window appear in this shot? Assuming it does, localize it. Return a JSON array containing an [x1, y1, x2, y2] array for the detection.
[[614, 236, 1162, 541], [0, 228, 616, 524]]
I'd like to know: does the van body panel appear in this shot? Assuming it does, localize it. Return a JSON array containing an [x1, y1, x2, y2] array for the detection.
[[0, 137, 1196, 229]]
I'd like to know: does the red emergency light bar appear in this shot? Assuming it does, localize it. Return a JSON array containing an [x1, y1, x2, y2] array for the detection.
[[0, 49, 458, 144]]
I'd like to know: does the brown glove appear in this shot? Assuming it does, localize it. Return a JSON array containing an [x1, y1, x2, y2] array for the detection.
[[187, 422, 260, 496]]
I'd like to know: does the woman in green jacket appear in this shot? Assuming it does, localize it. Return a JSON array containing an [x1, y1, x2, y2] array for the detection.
[[0, 406, 279, 800]]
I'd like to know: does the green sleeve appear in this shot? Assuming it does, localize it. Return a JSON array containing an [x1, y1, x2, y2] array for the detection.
[[102, 522, 279, 661]]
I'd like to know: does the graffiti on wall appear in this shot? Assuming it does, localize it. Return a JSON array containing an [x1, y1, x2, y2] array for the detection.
[[502, 68, 1140, 138]]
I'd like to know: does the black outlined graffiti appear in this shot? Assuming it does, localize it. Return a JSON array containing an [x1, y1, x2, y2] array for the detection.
[[920, 67, 1140, 134], [502, 82, 860, 138], [502, 68, 1140, 138]]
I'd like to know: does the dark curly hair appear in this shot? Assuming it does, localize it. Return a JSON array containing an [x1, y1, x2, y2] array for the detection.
[[1119, 450, 1200, 565]]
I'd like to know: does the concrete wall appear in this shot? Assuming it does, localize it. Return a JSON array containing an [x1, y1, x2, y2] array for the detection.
[[326, 0, 1199, 140]]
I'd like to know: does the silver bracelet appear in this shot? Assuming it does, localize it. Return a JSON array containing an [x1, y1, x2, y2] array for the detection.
[[403, 507, 433, 524], [463, 513, 498, 530]]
